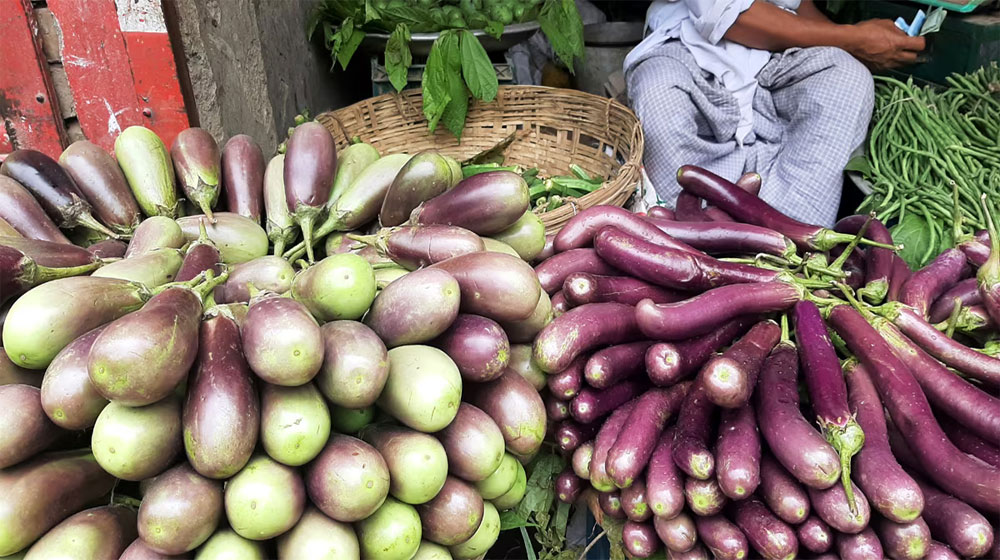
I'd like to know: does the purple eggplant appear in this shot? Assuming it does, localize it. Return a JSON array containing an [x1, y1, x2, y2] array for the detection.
[[647, 216, 797, 259], [534, 302, 640, 374], [623, 520, 660, 558], [808, 481, 871, 534], [85, 239, 126, 259], [655, 512, 697, 553], [900, 248, 969, 318], [563, 272, 685, 307], [647, 428, 685, 518], [584, 341, 654, 389], [171, 128, 221, 221], [874, 516, 930, 560], [701, 319, 780, 409], [365, 267, 460, 347], [243, 292, 324, 386], [835, 214, 895, 303], [594, 227, 779, 291], [535, 248, 618, 294], [589, 399, 638, 492], [59, 140, 141, 234], [431, 251, 541, 322], [435, 403, 505, 482], [40, 326, 109, 430], [599, 490, 627, 520], [1, 149, 118, 238], [434, 314, 510, 382], [379, 151, 452, 227], [467, 368, 546, 456], [137, 462, 224, 555], [685, 477, 727, 516], [88, 286, 203, 405], [499, 288, 553, 344], [636, 282, 801, 341], [757, 341, 841, 489], [844, 360, 924, 523], [607, 383, 689, 488], [731, 498, 799, 559], [977, 195, 1000, 326], [0, 175, 71, 243], [829, 304, 1000, 512], [759, 452, 811, 524], [672, 379, 717, 480], [570, 379, 647, 425], [222, 134, 265, 224], [283, 124, 335, 261], [675, 191, 707, 222], [355, 224, 484, 270], [939, 414, 1000, 467], [556, 468, 584, 504], [0, 243, 103, 305], [214, 255, 294, 303], [410, 170, 529, 235], [548, 394, 570, 421], [417, 476, 484, 546], [554, 205, 699, 254], [174, 220, 223, 282], [0, 384, 62, 468], [714, 403, 760, 499], [306, 434, 390, 522], [183, 310, 259, 479], [916, 477, 994, 558], [547, 355, 585, 400], [645, 317, 755, 386], [676, 165, 891, 252], [797, 515, 833, 554], [573, 442, 594, 481], [647, 206, 674, 220], [837, 527, 884, 560], [925, 541, 961, 560], [621, 478, 651, 521], [555, 419, 596, 453], [1, 349, 39, 387], [695, 515, 748, 560], [928, 277, 981, 323], [316, 320, 389, 409]]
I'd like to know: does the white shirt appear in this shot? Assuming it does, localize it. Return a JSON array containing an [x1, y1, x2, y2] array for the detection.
[[624, 0, 802, 144]]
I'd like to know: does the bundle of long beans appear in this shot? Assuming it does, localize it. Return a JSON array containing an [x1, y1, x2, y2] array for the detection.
[[857, 63, 1000, 268]]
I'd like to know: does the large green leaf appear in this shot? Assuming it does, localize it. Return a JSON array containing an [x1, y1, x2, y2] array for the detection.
[[421, 32, 455, 132], [460, 30, 499, 102], [385, 24, 412, 92], [892, 213, 935, 269], [538, 0, 584, 73]]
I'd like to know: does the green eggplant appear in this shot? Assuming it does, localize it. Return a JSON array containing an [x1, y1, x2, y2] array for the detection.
[[171, 128, 221, 222], [276, 507, 360, 560], [260, 382, 330, 466], [291, 253, 376, 322], [263, 154, 297, 256], [23, 505, 137, 560], [114, 126, 179, 218], [91, 397, 182, 480], [194, 529, 266, 560], [177, 212, 268, 264], [125, 216, 186, 257], [224, 454, 306, 540], [92, 247, 184, 287], [330, 141, 380, 204]]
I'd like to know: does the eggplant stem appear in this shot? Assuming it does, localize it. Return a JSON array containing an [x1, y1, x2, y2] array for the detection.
[[346, 233, 377, 246], [836, 282, 876, 321], [272, 239, 286, 257], [299, 214, 317, 263], [33, 260, 104, 283], [77, 211, 121, 240], [196, 218, 211, 245], [193, 268, 229, 300], [246, 282, 261, 299], [945, 298, 963, 338], [196, 195, 217, 224], [780, 313, 790, 343], [829, 214, 873, 272], [822, 417, 865, 515]]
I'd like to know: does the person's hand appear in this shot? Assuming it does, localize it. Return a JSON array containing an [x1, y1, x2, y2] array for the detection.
[[847, 19, 926, 70]]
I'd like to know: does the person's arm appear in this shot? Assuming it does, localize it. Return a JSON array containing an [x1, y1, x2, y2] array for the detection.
[[796, 0, 830, 23], [722, 1, 925, 70]]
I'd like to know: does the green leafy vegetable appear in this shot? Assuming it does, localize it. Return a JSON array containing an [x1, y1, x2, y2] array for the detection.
[[460, 30, 499, 102], [484, 20, 505, 39], [421, 32, 454, 132], [844, 155, 872, 176], [892, 213, 934, 269], [440, 31, 468, 138], [538, 0, 585, 72], [385, 24, 412, 92]]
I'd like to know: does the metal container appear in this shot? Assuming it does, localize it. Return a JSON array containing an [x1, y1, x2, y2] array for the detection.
[[575, 22, 644, 96], [361, 22, 541, 57]]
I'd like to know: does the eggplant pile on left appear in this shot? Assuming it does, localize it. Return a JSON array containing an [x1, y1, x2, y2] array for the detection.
[[0, 124, 556, 560]]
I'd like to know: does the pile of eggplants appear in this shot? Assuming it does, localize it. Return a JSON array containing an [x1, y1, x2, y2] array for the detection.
[[535, 165, 1000, 560], [0, 123, 557, 560]]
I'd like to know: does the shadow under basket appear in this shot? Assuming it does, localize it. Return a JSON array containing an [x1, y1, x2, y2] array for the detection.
[[316, 85, 644, 234]]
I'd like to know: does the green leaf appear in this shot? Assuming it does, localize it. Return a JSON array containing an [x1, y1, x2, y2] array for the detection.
[[385, 24, 412, 92], [421, 33, 454, 132], [333, 18, 365, 70], [460, 30, 499, 102], [436, 30, 469, 138], [538, 0, 584, 73], [892, 213, 935, 269], [363, 0, 380, 23], [515, 453, 564, 521], [499, 509, 537, 530], [484, 20, 505, 39], [844, 155, 873, 176]]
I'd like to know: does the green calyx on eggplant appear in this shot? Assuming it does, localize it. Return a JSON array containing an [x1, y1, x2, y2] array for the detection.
[[284, 122, 336, 262], [114, 126, 180, 218], [0, 149, 120, 239], [59, 140, 142, 235], [171, 128, 222, 223], [0, 244, 103, 305]]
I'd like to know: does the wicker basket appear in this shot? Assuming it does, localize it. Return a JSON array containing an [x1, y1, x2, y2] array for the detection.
[[316, 86, 643, 234]]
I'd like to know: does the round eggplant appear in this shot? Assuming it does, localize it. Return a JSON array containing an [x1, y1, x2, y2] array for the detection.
[[430, 251, 541, 322], [356, 497, 422, 560], [137, 463, 224, 555], [475, 453, 519, 500], [491, 460, 527, 511], [224, 454, 306, 540], [434, 314, 510, 382], [466, 368, 546, 456], [305, 434, 390, 522], [291, 253, 376, 321], [315, 320, 389, 408], [378, 345, 462, 432], [23, 505, 136, 560], [194, 529, 266, 560], [242, 293, 324, 386], [362, 424, 449, 505], [261, 382, 331, 466], [417, 477, 485, 546], [450, 502, 500, 560], [276, 506, 360, 560], [435, 403, 505, 482], [91, 397, 182, 480]]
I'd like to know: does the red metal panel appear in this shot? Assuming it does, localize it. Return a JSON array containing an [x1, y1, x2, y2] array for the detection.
[[47, 0, 144, 152], [123, 31, 190, 150], [0, 0, 67, 155]]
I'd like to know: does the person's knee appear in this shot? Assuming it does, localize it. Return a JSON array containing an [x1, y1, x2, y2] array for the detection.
[[823, 47, 875, 112]]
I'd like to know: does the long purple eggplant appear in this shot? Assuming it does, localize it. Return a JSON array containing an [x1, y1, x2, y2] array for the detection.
[[636, 282, 801, 341], [623, 519, 660, 558], [874, 517, 931, 560], [676, 165, 892, 252], [695, 515, 748, 560], [837, 528, 883, 560], [379, 152, 452, 227], [0, 176, 70, 243], [888, 254, 913, 302], [88, 285, 206, 405], [570, 379, 646, 425], [701, 320, 780, 409], [563, 272, 685, 307], [555, 420, 597, 453], [410, 170, 529, 235], [547, 355, 585, 400], [607, 383, 689, 488], [535, 248, 618, 294], [939, 414, 1000, 467], [714, 403, 760, 499], [877, 320, 1000, 443], [184, 310, 259, 479], [757, 341, 841, 489], [584, 341, 653, 389], [915, 476, 994, 558], [829, 304, 1000, 512], [759, 452, 811, 524], [59, 140, 141, 235], [654, 512, 697, 553], [594, 227, 779, 291], [352, 224, 484, 270], [589, 399, 638, 492], [647, 216, 797, 259], [222, 134, 266, 224], [0, 149, 118, 238], [534, 302, 640, 374], [620, 478, 651, 521], [844, 360, 924, 523], [554, 205, 699, 254], [928, 277, 981, 323], [672, 379, 717, 480], [796, 515, 833, 554], [976, 195, 1000, 325], [675, 191, 707, 222], [86, 239, 126, 259], [794, 300, 865, 510], [171, 128, 221, 221], [646, 427, 684, 518], [884, 303, 1000, 385], [684, 476, 727, 516], [0, 244, 102, 305], [835, 214, 895, 303], [431, 251, 540, 323], [283, 124, 335, 261], [731, 498, 799, 560], [899, 248, 969, 318], [925, 541, 962, 560], [645, 317, 755, 386]]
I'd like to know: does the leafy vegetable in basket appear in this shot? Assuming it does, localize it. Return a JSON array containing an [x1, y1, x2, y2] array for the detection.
[[853, 63, 1000, 269], [307, 0, 585, 137]]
